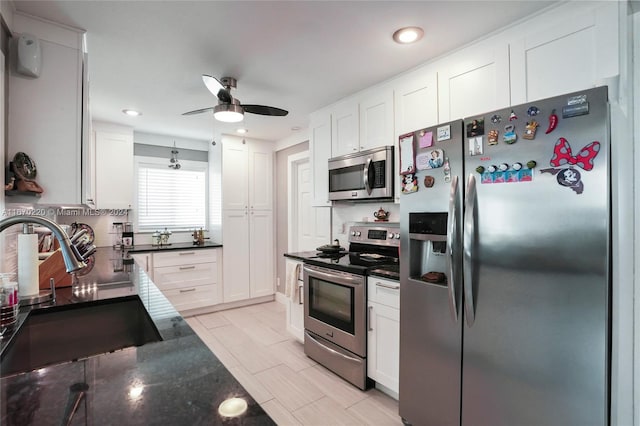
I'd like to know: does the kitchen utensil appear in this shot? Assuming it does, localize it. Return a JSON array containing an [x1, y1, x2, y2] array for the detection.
[[316, 239, 345, 253]]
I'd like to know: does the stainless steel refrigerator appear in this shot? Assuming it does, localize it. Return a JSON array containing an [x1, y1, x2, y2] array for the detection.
[[399, 86, 610, 426]]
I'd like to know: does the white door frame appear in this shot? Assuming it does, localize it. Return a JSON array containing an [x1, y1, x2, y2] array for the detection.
[[287, 151, 310, 252]]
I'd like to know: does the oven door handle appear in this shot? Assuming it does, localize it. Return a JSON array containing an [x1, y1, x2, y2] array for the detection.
[[303, 265, 363, 287], [305, 332, 362, 363]]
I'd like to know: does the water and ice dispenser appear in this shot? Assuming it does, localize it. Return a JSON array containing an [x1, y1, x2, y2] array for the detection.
[[408, 212, 448, 285]]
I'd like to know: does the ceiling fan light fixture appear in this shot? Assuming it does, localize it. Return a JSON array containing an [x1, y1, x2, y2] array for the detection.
[[214, 103, 244, 123], [393, 26, 424, 44]]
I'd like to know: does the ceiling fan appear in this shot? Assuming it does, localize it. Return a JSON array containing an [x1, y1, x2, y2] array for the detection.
[[182, 75, 288, 123]]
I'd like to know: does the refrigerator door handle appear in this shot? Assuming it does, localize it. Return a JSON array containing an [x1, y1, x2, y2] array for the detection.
[[463, 173, 477, 327], [446, 175, 459, 323], [363, 157, 373, 195]]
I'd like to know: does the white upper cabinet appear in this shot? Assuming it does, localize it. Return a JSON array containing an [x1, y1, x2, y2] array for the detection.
[[359, 86, 395, 152], [248, 145, 273, 210], [331, 99, 359, 157], [8, 13, 87, 205], [309, 110, 332, 207], [509, 3, 618, 104], [93, 126, 133, 209], [393, 68, 438, 136], [438, 42, 511, 121], [222, 140, 250, 210], [222, 137, 273, 211]]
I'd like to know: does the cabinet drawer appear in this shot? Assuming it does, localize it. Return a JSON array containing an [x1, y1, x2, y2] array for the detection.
[[162, 284, 218, 311], [153, 262, 217, 290], [367, 277, 400, 309], [153, 249, 217, 268]]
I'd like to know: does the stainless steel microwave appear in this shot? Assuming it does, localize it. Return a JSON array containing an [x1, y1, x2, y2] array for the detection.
[[328, 146, 394, 201]]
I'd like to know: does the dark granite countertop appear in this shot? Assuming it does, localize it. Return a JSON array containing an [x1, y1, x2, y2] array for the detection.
[[1, 248, 274, 425], [126, 241, 222, 253]]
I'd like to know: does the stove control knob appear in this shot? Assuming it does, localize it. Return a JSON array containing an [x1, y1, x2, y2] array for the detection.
[[350, 231, 356, 236], [394, 233, 401, 239], [388, 233, 394, 239], [355, 231, 361, 237]]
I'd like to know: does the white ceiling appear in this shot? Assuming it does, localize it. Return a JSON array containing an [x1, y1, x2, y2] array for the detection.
[[12, 0, 558, 143]]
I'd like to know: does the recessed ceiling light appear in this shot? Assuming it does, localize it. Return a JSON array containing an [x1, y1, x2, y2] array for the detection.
[[291, 126, 301, 131], [236, 128, 248, 134], [122, 109, 142, 116], [393, 27, 424, 44]]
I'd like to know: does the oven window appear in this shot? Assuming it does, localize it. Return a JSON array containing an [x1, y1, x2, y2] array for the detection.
[[329, 164, 365, 192], [308, 276, 355, 334]]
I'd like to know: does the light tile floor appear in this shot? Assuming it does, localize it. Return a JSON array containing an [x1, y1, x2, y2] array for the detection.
[[186, 301, 402, 425]]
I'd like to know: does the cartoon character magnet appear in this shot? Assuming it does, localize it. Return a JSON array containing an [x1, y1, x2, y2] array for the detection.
[[402, 173, 419, 194], [416, 148, 444, 170]]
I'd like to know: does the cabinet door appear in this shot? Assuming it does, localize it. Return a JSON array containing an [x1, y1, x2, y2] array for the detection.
[[438, 42, 510, 121], [331, 99, 359, 156], [248, 145, 273, 210], [367, 302, 400, 396], [95, 131, 133, 209], [8, 40, 82, 204], [394, 68, 439, 136], [222, 210, 251, 302], [249, 209, 274, 298], [509, 3, 617, 104], [359, 87, 394, 151], [222, 141, 249, 210], [309, 110, 332, 206]]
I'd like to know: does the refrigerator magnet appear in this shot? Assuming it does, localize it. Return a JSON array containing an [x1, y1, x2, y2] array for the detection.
[[399, 132, 416, 175], [469, 137, 483, 156], [505, 170, 519, 183], [466, 119, 485, 137], [416, 149, 444, 170], [549, 138, 600, 171], [424, 175, 435, 188], [437, 125, 451, 141], [488, 129, 499, 145], [491, 114, 501, 124], [503, 125, 517, 144], [509, 110, 518, 121], [418, 130, 434, 148], [523, 120, 539, 140], [527, 106, 541, 116], [481, 171, 494, 184], [518, 168, 533, 182], [402, 173, 418, 194], [540, 167, 583, 194]]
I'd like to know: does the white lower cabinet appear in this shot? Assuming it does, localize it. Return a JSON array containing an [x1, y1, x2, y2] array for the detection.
[[284, 258, 304, 343], [222, 209, 275, 303], [367, 276, 400, 399], [150, 248, 222, 313]]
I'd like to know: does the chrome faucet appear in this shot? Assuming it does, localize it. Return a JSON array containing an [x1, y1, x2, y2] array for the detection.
[[0, 216, 85, 273]]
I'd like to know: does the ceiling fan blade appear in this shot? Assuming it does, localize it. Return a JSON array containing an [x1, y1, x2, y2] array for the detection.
[[241, 104, 289, 116], [182, 107, 214, 116], [202, 75, 232, 103]]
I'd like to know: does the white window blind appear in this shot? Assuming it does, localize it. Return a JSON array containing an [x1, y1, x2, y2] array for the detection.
[[137, 162, 207, 231]]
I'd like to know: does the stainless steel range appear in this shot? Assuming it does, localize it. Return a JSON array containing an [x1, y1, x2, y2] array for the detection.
[[303, 224, 400, 390]]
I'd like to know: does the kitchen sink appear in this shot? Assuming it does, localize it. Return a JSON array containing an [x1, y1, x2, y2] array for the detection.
[[1, 296, 162, 377]]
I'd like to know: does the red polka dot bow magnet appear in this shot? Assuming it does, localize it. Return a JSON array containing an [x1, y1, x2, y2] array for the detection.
[[549, 137, 600, 171]]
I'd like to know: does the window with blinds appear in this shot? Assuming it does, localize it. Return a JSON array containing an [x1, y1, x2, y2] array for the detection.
[[137, 161, 208, 231]]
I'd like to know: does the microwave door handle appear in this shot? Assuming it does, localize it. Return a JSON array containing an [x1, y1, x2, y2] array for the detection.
[[363, 157, 373, 195]]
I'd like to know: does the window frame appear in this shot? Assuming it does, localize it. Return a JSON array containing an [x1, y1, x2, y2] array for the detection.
[[134, 155, 209, 233]]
